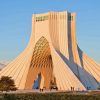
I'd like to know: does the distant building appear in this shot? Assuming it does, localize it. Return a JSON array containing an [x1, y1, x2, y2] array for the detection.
[[0, 62, 7, 70], [0, 11, 100, 91]]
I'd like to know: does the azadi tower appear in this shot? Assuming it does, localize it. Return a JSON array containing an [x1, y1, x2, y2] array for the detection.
[[0, 11, 100, 91]]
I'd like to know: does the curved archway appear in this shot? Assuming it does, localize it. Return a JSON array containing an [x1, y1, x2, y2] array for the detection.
[[25, 36, 54, 90]]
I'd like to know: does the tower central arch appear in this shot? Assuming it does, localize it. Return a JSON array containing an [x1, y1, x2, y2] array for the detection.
[[25, 36, 54, 89]]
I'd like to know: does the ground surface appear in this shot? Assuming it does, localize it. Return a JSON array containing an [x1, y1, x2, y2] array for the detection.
[[0, 90, 100, 100]]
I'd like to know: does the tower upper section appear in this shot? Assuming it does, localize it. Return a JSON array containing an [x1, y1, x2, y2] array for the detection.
[[31, 11, 76, 59]]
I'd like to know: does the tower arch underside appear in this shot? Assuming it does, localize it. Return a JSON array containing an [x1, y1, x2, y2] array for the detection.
[[25, 36, 54, 90]]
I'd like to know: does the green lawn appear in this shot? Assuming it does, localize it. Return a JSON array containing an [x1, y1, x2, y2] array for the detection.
[[0, 92, 100, 100]]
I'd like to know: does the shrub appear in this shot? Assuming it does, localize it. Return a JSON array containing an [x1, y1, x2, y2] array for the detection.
[[0, 76, 17, 92]]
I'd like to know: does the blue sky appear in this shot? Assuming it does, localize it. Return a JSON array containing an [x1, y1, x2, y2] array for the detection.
[[0, 0, 100, 63]]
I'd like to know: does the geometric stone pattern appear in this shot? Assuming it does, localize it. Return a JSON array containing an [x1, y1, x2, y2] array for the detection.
[[25, 37, 53, 89]]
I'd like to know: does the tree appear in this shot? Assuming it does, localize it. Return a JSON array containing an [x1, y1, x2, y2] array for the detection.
[[0, 76, 17, 92]]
